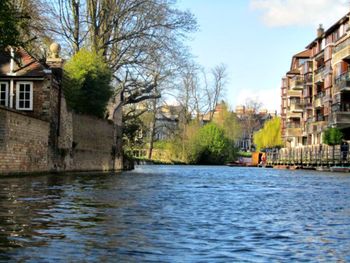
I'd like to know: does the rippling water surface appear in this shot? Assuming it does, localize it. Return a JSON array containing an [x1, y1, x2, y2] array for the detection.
[[0, 166, 350, 262]]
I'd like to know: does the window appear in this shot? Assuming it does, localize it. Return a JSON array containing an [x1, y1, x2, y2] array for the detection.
[[0, 82, 9, 107], [16, 82, 33, 110], [321, 38, 325, 50]]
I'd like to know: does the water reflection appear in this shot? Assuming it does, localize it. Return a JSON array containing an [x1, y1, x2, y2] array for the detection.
[[0, 166, 349, 262]]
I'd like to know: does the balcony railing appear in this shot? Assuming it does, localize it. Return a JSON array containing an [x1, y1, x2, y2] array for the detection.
[[290, 76, 304, 90], [286, 127, 302, 137], [332, 37, 350, 65], [314, 115, 325, 122], [287, 112, 302, 119], [302, 97, 313, 108], [322, 94, 332, 104], [333, 37, 350, 54], [334, 71, 350, 92], [314, 65, 325, 75], [330, 112, 350, 127], [287, 90, 302, 97], [286, 122, 300, 128], [290, 102, 303, 112], [314, 66, 325, 83]]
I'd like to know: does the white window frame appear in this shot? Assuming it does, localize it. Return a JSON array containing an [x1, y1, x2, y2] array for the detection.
[[0, 82, 9, 107], [16, 81, 33, 111]]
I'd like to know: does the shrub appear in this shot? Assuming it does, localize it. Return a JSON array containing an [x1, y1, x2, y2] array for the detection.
[[63, 49, 112, 118], [323, 127, 343, 146], [197, 123, 235, 164]]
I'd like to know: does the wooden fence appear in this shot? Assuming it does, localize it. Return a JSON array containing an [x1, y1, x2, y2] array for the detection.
[[266, 144, 349, 167]]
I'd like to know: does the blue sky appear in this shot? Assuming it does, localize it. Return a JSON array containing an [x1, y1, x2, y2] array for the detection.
[[176, 0, 349, 112]]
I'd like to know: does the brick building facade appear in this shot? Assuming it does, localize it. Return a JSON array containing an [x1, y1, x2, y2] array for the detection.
[[0, 45, 123, 175], [281, 14, 350, 148]]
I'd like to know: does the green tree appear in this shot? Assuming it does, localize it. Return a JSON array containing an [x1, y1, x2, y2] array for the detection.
[[63, 49, 113, 118], [169, 120, 202, 164], [253, 117, 283, 151], [197, 123, 235, 164], [212, 101, 241, 142], [0, 1, 21, 49], [323, 127, 343, 165]]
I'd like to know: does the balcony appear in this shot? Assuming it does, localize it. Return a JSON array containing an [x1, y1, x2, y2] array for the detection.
[[314, 115, 325, 122], [290, 101, 303, 112], [334, 72, 350, 92], [338, 80, 350, 91], [314, 97, 323, 108], [322, 94, 332, 104], [287, 90, 302, 98], [330, 112, 350, 128], [302, 97, 313, 109], [314, 66, 325, 83], [332, 37, 350, 66], [290, 77, 304, 90], [286, 127, 302, 137], [287, 112, 302, 119]]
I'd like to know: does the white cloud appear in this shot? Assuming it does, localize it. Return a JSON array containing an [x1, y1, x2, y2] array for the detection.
[[250, 0, 349, 27]]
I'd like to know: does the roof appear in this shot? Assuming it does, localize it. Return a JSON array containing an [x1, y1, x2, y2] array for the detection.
[[286, 69, 300, 75], [294, 49, 311, 58], [289, 49, 311, 72], [0, 48, 48, 78], [306, 11, 350, 48]]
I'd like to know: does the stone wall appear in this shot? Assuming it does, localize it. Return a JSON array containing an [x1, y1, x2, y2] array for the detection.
[[0, 107, 50, 174], [70, 113, 116, 171], [54, 96, 121, 172]]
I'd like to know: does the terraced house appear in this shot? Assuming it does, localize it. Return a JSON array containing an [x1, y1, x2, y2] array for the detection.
[[281, 14, 350, 148]]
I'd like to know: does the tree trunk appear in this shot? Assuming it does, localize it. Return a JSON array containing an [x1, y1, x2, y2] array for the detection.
[[71, 0, 80, 54], [148, 99, 157, 159]]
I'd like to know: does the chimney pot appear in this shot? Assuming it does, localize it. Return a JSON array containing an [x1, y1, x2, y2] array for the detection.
[[317, 24, 324, 38]]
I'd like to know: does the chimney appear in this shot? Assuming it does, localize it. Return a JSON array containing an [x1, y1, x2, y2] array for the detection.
[[317, 24, 324, 38]]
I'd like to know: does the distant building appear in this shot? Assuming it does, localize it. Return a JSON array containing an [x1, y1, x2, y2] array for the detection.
[[234, 105, 275, 151], [155, 105, 183, 140], [281, 14, 350, 147]]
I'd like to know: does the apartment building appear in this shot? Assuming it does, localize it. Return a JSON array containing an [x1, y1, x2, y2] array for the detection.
[[281, 14, 350, 147]]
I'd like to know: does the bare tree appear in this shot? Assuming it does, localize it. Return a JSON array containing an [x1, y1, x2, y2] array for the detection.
[[238, 98, 263, 151], [205, 63, 228, 121], [11, 0, 53, 58], [44, 0, 197, 106]]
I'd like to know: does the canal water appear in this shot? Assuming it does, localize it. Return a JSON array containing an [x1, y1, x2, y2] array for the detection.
[[0, 166, 350, 262]]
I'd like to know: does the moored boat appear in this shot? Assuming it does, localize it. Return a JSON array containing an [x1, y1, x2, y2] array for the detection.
[[330, 166, 350, 173], [315, 166, 330, 172]]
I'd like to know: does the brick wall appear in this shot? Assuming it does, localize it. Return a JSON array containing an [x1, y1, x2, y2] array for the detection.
[[0, 107, 50, 174], [0, 99, 123, 175]]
